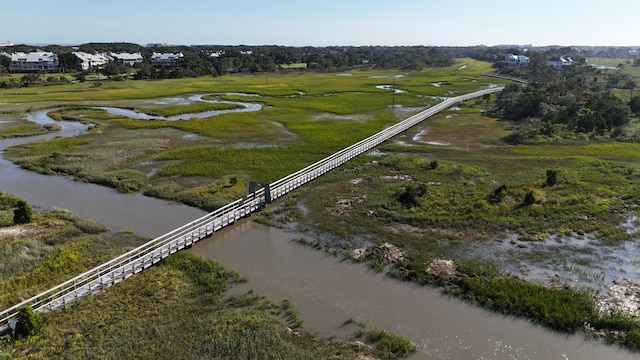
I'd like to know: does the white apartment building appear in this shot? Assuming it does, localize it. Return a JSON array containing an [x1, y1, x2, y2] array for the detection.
[[109, 52, 144, 66], [505, 54, 529, 66], [150, 52, 183, 66], [547, 56, 573, 70], [9, 51, 58, 72], [72, 52, 111, 70]]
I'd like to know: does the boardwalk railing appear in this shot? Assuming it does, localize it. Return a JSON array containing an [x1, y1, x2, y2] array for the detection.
[[0, 87, 503, 331]]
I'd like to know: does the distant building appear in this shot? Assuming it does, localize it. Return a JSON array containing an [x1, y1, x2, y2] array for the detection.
[[505, 54, 529, 66], [72, 52, 111, 70], [9, 51, 58, 73], [0, 40, 13, 47], [109, 52, 144, 66], [150, 52, 183, 67], [210, 50, 225, 58], [547, 56, 573, 70]]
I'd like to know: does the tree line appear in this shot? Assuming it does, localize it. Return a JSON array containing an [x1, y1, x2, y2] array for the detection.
[[0, 43, 455, 84], [492, 55, 639, 143]]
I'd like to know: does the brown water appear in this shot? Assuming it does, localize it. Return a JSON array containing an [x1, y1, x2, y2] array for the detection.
[[1, 107, 638, 359], [0, 110, 208, 237], [190, 219, 638, 360]]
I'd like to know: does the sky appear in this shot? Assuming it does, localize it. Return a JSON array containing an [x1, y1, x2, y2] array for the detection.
[[2, 0, 639, 47]]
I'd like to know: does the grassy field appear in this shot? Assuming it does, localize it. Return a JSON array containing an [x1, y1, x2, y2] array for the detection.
[[279, 63, 308, 69], [1, 59, 507, 210]]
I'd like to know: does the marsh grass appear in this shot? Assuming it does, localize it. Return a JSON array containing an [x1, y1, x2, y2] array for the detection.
[[0, 123, 48, 138], [116, 109, 287, 142], [89, 169, 149, 193], [254, 92, 640, 347], [452, 276, 597, 332], [48, 208, 110, 234], [7, 137, 90, 157], [1, 59, 499, 210], [0, 193, 146, 310], [367, 328, 417, 359], [1, 251, 381, 359], [0, 229, 147, 309]]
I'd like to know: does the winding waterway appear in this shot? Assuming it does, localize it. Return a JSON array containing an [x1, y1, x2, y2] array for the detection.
[[100, 94, 262, 121], [0, 97, 637, 359]]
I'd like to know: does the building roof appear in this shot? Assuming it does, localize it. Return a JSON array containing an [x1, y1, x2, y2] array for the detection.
[[109, 52, 143, 61], [11, 51, 57, 62], [151, 52, 183, 60], [72, 51, 111, 62], [548, 56, 572, 64]]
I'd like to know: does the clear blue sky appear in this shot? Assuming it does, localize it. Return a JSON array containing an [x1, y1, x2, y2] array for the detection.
[[2, 0, 639, 47]]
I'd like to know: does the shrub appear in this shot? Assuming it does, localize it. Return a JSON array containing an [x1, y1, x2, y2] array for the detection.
[[488, 184, 507, 204], [14, 306, 43, 339], [13, 200, 32, 225], [396, 183, 427, 208], [545, 169, 558, 187], [523, 191, 536, 206]]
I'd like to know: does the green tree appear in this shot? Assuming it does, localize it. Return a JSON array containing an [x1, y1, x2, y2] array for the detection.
[[14, 306, 43, 339], [0, 65, 8, 87], [523, 191, 536, 206], [13, 199, 32, 224], [20, 73, 39, 87], [102, 60, 127, 78], [545, 169, 558, 187], [0, 54, 9, 68], [133, 64, 158, 80], [630, 96, 640, 115], [57, 51, 79, 71]]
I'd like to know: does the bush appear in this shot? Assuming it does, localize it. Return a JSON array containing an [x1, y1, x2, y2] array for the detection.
[[545, 169, 558, 187], [396, 183, 427, 208], [14, 306, 43, 339], [488, 184, 507, 204], [13, 200, 32, 225], [523, 191, 536, 206]]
